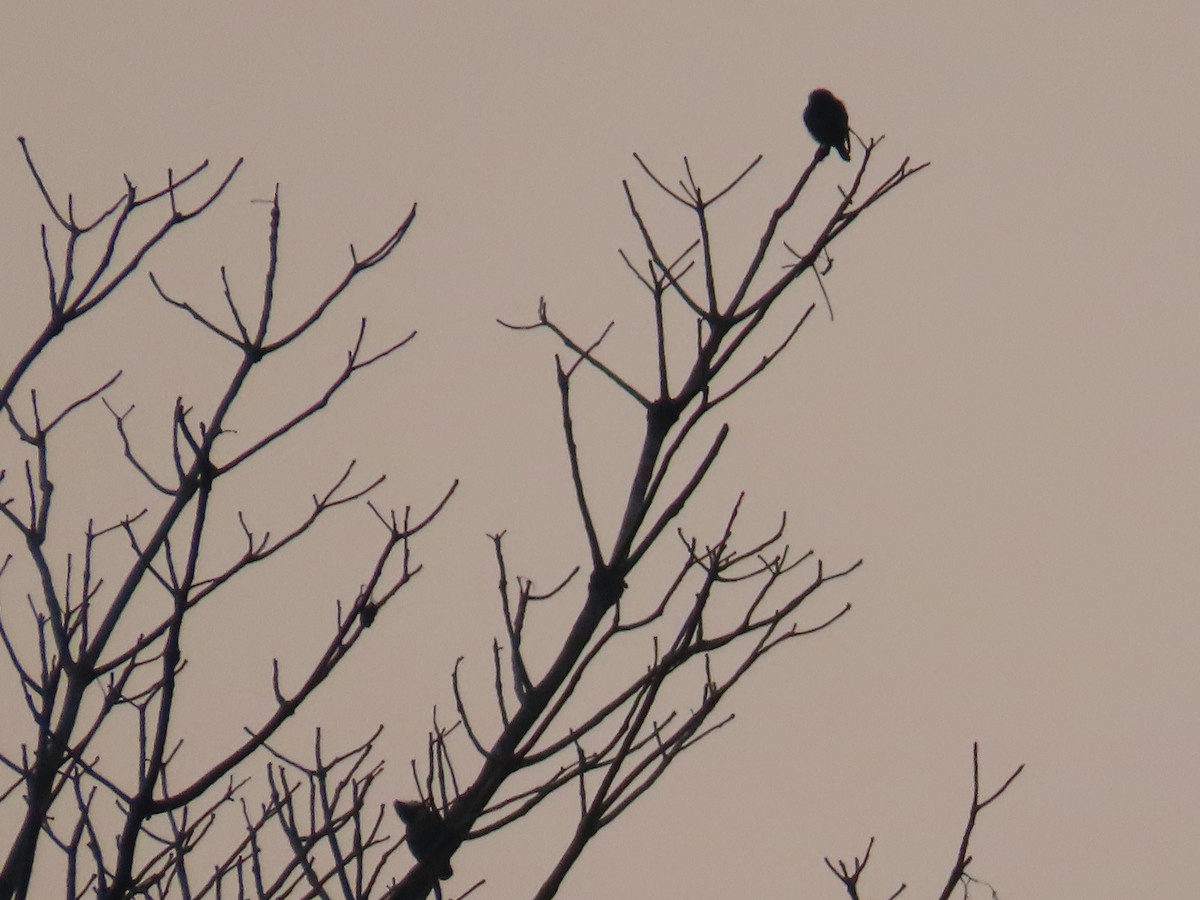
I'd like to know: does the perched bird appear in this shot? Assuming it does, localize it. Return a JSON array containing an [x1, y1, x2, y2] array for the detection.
[[803, 88, 851, 162], [394, 799, 454, 879]]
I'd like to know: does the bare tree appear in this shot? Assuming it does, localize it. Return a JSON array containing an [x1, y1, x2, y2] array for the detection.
[[0, 125, 1020, 900], [0, 140, 453, 899]]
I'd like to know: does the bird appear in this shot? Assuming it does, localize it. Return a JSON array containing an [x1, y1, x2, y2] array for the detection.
[[803, 88, 851, 162], [394, 799, 454, 879]]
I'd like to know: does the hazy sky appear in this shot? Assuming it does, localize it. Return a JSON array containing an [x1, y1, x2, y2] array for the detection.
[[2, 3, 1198, 898]]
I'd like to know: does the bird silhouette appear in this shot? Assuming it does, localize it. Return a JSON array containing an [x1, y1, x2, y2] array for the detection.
[[394, 799, 454, 879], [803, 88, 851, 162]]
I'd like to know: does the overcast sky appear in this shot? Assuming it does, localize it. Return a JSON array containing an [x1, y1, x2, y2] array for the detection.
[[2, 3, 1198, 898]]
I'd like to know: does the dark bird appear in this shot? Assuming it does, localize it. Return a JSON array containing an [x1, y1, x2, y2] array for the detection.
[[394, 799, 454, 879], [803, 88, 851, 162]]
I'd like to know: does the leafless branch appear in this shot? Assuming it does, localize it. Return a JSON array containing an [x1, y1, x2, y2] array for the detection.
[[825, 743, 1023, 900]]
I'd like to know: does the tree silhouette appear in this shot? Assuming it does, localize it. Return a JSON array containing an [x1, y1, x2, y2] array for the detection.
[[0, 125, 1020, 900]]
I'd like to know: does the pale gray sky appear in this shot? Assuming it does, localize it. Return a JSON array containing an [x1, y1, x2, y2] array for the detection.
[[2, 2, 1198, 898]]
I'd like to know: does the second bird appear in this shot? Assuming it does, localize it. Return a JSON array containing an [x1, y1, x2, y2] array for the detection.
[[803, 88, 851, 162]]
